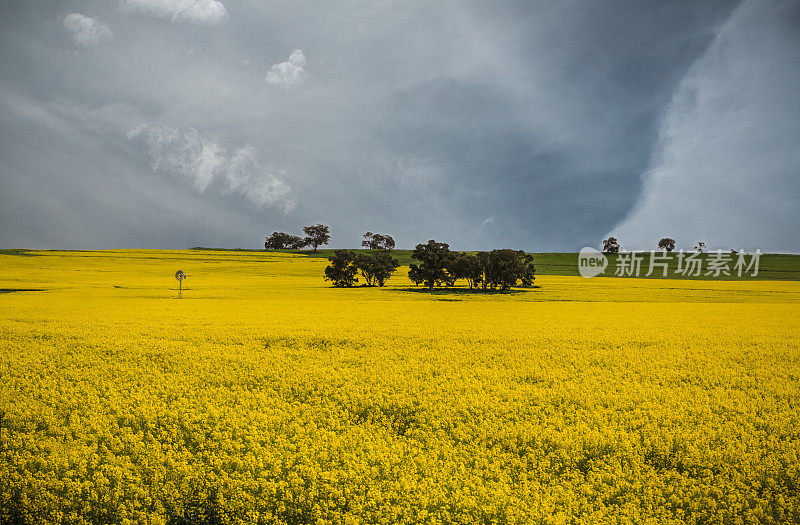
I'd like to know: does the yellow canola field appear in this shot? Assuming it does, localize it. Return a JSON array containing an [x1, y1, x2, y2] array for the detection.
[[1, 250, 799, 524]]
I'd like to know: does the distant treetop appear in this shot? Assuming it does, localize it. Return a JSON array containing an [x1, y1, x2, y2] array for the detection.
[[265, 224, 331, 252], [265, 232, 307, 250], [658, 237, 676, 252], [361, 232, 395, 250], [303, 224, 331, 253], [602, 237, 620, 254]]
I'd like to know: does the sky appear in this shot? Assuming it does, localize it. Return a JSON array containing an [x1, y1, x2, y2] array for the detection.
[[0, 0, 798, 252]]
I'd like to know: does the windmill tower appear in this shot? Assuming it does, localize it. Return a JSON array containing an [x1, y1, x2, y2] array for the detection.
[[175, 270, 187, 298]]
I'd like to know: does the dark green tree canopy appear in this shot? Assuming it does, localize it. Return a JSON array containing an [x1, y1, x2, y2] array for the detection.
[[303, 224, 331, 252], [408, 264, 425, 287], [602, 237, 620, 254], [478, 249, 535, 290], [409, 240, 453, 291], [317, 233, 534, 293], [658, 237, 676, 252], [324, 249, 358, 287], [518, 252, 536, 287], [448, 252, 483, 289], [355, 252, 399, 287], [265, 232, 308, 250], [361, 232, 396, 250]]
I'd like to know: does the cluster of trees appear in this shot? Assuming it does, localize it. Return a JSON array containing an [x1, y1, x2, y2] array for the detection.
[[408, 240, 535, 291], [324, 240, 535, 292], [324, 250, 400, 287], [361, 232, 395, 250], [266, 227, 395, 253], [265, 224, 331, 252], [264, 232, 308, 250]]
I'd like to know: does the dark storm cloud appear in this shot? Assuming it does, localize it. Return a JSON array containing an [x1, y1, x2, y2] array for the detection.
[[1, 0, 797, 251]]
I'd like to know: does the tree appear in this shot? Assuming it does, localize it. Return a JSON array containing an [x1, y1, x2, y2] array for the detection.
[[658, 237, 676, 252], [355, 252, 400, 287], [290, 237, 309, 249], [324, 250, 358, 287], [479, 249, 534, 290], [518, 252, 536, 287], [476, 251, 491, 290], [602, 237, 620, 254], [409, 240, 453, 292], [265, 232, 307, 249], [303, 224, 331, 252], [447, 252, 483, 289], [361, 232, 396, 250], [408, 265, 425, 287]]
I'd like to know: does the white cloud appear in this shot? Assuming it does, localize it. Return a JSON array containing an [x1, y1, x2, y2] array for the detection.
[[120, 0, 229, 26], [127, 125, 294, 211], [127, 125, 223, 191], [224, 147, 295, 212], [265, 49, 307, 88], [608, 0, 800, 252], [62, 13, 112, 46]]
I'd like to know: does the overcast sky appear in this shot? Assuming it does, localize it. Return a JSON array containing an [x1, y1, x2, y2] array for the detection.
[[1, 0, 798, 251]]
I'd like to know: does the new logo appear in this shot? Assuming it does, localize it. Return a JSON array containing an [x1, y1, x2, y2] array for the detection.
[[578, 247, 607, 278]]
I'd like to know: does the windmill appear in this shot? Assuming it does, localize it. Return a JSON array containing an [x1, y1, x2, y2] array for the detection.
[[175, 270, 188, 298]]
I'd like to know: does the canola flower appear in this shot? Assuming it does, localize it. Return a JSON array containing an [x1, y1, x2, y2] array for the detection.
[[1, 250, 799, 524]]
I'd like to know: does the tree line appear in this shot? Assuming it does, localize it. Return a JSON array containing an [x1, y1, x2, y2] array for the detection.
[[265, 224, 331, 252], [324, 249, 400, 288], [324, 238, 535, 292], [268, 227, 716, 260], [603, 237, 727, 254], [603, 236, 676, 253], [407, 240, 535, 291]]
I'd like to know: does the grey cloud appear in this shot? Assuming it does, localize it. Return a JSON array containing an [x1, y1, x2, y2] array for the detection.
[[62, 13, 112, 46], [2, 0, 797, 251], [127, 124, 295, 212], [223, 147, 295, 212], [265, 49, 307, 88], [120, 0, 228, 26], [610, 0, 800, 252], [127, 125, 226, 192], [0, 87, 274, 249]]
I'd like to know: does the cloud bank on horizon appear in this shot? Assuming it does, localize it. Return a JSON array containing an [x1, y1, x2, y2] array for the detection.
[[0, 0, 797, 251], [609, 0, 800, 252]]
